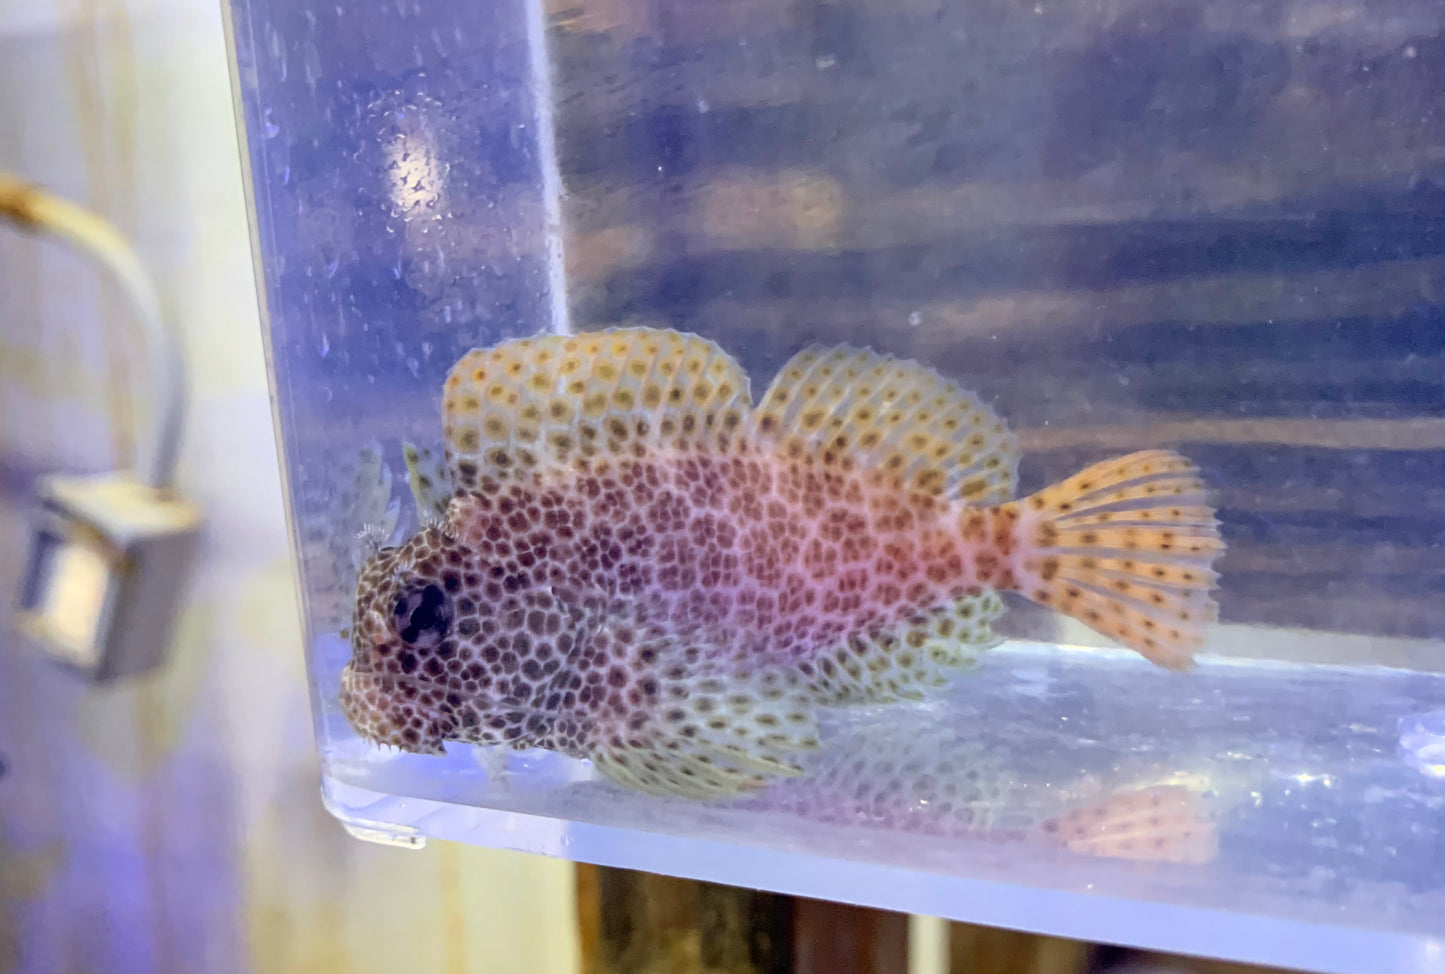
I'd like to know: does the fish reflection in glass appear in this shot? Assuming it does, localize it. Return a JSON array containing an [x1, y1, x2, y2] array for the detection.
[[757, 718, 1220, 866], [340, 327, 1224, 800]]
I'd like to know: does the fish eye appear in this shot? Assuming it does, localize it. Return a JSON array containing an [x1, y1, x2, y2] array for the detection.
[[391, 581, 452, 648]]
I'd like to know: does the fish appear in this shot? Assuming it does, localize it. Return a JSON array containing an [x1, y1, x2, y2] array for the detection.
[[340, 327, 1224, 800]]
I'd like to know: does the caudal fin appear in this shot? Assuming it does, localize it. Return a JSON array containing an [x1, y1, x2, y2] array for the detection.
[[1007, 450, 1224, 669]]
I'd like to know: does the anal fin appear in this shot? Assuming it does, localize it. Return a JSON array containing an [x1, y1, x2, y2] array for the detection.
[[802, 592, 1005, 706], [586, 651, 821, 801]]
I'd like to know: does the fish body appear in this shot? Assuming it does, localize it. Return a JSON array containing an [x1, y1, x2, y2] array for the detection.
[[342, 328, 1223, 799]]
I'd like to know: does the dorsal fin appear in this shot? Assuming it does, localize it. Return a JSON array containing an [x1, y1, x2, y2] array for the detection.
[[751, 345, 1020, 503], [442, 327, 753, 491]]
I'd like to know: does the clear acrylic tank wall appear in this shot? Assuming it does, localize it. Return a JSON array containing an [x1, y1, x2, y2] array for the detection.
[[222, 0, 1445, 969]]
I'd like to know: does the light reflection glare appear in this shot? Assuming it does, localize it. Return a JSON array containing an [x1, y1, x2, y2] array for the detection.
[[386, 128, 446, 218]]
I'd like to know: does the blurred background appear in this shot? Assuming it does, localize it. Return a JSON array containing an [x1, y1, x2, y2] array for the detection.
[[0, 2, 577, 971]]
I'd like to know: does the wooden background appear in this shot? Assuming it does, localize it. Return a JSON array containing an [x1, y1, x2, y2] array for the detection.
[[573, 865, 1298, 974]]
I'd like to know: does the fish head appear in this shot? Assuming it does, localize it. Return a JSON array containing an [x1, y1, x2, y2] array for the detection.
[[339, 523, 470, 754]]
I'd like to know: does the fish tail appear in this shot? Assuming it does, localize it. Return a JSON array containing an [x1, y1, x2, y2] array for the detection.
[[1001, 450, 1225, 669]]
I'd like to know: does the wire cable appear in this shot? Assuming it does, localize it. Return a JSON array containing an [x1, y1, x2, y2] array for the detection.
[[0, 172, 186, 489]]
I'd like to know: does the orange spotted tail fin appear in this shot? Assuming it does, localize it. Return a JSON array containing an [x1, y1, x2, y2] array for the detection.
[[1007, 450, 1224, 669]]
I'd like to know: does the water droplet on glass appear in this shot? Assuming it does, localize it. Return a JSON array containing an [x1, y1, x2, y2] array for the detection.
[[302, 43, 323, 91], [320, 332, 331, 358], [907, 310, 923, 328], [262, 107, 280, 139]]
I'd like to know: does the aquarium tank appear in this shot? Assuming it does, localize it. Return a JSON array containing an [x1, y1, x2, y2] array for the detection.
[[221, 0, 1445, 969]]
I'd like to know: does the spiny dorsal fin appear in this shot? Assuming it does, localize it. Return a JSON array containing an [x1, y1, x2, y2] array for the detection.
[[750, 345, 1020, 503], [442, 327, 753, 492]]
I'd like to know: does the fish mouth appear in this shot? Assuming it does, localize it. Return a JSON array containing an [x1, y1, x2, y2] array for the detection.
[[338, 661, 447, 755], [338, 656, 586, 757]]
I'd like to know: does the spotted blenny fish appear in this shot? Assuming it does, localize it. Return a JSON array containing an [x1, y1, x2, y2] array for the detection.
[[341, 327, 1224, 799]]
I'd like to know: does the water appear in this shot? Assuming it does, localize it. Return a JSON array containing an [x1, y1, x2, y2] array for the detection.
[[224, 0, 1445, 967]]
